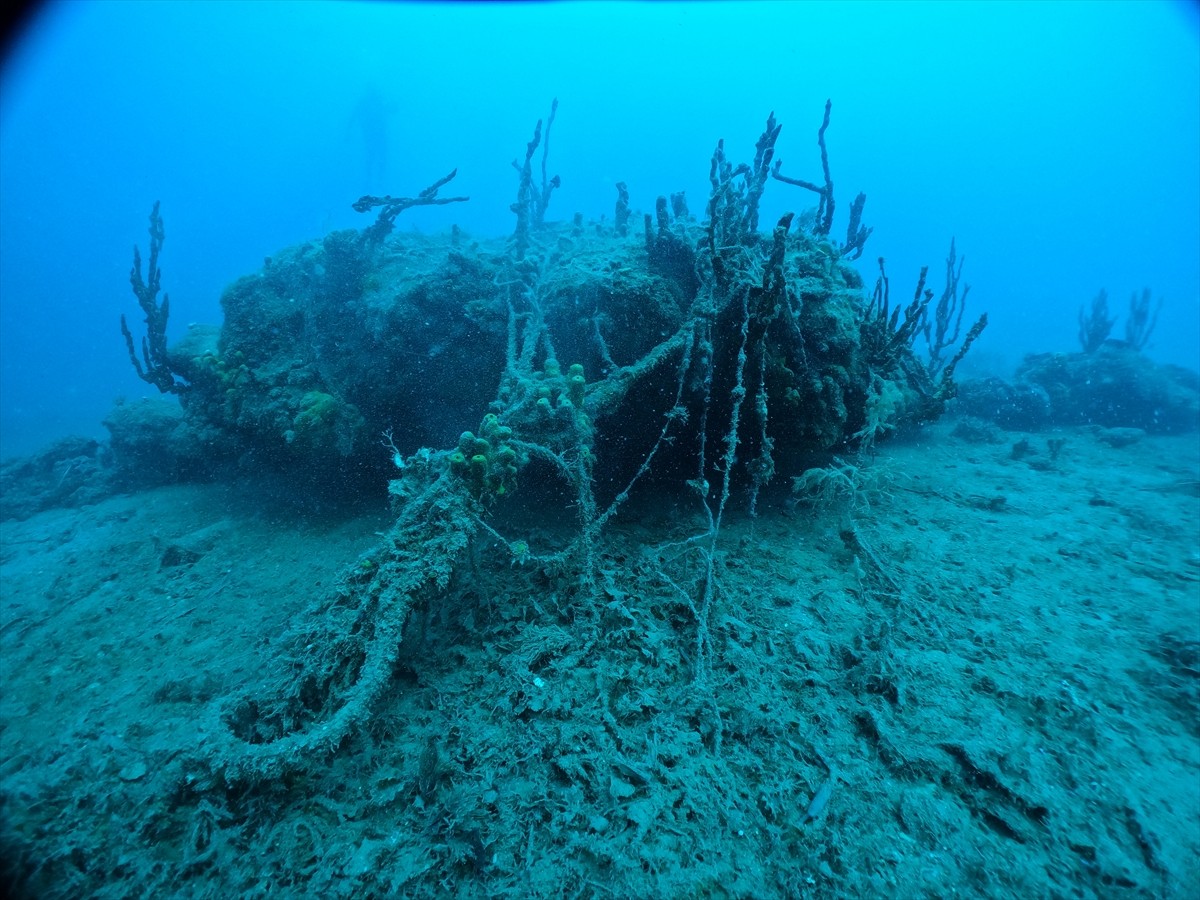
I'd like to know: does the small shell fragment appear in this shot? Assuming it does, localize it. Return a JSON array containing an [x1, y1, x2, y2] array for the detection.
[[118, 759, 148, 782]]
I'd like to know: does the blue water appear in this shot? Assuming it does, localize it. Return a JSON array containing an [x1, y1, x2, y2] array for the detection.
[[0, 0, 1196, 459]]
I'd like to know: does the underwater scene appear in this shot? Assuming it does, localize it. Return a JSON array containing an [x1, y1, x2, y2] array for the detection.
[[1, 1, 1198, 897]]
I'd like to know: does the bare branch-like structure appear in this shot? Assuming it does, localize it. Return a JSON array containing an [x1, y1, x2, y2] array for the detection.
[[353, 169, 469, 246], [614, 181, 631, 236], [536, 97, 560, 225], [862, 256, 932, 367], [770, 99, 836, 235], [1078, 288, 1115, 353], [742, 112, 782, 234], [841, 191, 873, 260], [1124, 288, 1161, 352], [936, 309, 988, 393], [510, 99, 561, 259], [861, 252, 987, 410], [705, 113, 783, 290], [921, 237, 971, 376], [120, 201, 188, 394]]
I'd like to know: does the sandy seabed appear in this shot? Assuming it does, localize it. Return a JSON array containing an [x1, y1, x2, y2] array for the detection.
[[2, 418, 1197, 898]]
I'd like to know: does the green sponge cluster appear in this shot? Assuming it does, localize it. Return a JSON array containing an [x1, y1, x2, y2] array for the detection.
[[192, 350, 252, 421], [532, 358, 588, 417], [448, 413, 520, 500]]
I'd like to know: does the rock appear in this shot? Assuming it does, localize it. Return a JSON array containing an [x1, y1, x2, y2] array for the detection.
[[1016, 345, 1199, 433], [1096, 426, 1146, 448], [954, 376, 1051, 431]]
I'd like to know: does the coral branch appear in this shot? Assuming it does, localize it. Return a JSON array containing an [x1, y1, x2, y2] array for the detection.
[[771, 99, 835, 235], [510, 99, 561, 259], [921, 237, 970, 375], [353, 169, 469, 245], [1078, 288, 1115, 353], [742, 112, 782, 233], [1124, 288, 1161, 352], [120, 201, 188, 394], [538, 97, 560, 225], [614, 181, 631, 236], [840, 191, 873, 260]]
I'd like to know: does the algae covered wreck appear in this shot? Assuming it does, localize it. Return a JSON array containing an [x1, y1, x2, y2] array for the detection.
[[116, 103, 985, 782], [3, 103, 1033, 899]]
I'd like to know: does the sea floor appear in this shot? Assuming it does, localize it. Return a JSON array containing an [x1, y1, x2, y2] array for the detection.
[[1, 418, 1197, 898]]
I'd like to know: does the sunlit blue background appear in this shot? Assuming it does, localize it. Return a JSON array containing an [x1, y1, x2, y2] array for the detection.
[[1, 0, 1197, 459]]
